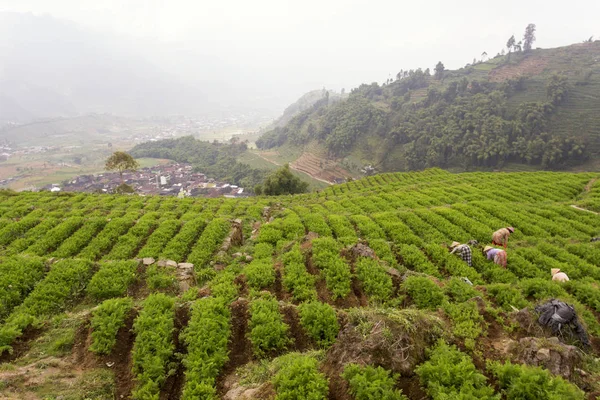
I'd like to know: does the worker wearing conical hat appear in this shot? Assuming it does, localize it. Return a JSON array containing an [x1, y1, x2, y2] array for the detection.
[[484, 245, 507, 268], [492, 227, 514, 249], [449, 241, 472, 266], [551, 268, 569, 282]]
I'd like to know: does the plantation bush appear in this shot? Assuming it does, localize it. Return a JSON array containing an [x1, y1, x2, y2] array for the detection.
[[443, 300, 485, 350], [272, 354, 328, 400], [248, 294, 291, 357], [146, 264, 178, 292], [355, 257, 393, 303], [0, 259, 94, 354], [131, 293, 175, 399], [312, 237, 352, 299], [161, 217, 207, 262], [253, 242, 274, 259], [78, 216, 136, 260], [342, 363, 407, 400], [187, 218, 231, 268], [486, 284, 529, 311], [180, 297, 231, 399], [86, 260, 138, 300], [444, 277, 479, 303], [0, 256, 46, 321], [245, 259, 276, 289], [89, 297, 133, 355], [402, 276, 445, 310], [519, 278, 568, 300], [488, 360, 584, 399], [25, 217, 84, 256], [415, 340, 498, 399], [208, 271, 239, 304], [282, 244, 317, 302], [137, 219, 180, 259], [298, 301, 339, 348]]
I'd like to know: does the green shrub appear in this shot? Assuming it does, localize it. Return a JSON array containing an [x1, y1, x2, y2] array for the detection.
[[131, 293, 175, 399], [415, 340, 498, 399], [282, 245, 317, 302], [146, 264, 178, 292], [254, 243, 275, 259], [0, 256, 46, 321], [443, 300, 485, 350], [245, 259, 276, 290], [342, 363, 407, 400], [208, 271, 239, 304], [257, 224, 284, 245], [444, 277, 479, 303], [486, 284, 529, 311], [298, 301, 339, 348], [355, 257, 394, 303], [312, 238, 352, 299], [0, 259, 94, 354], [272, 354, 328, 400], [248, 294, 291, 357], [402, 276, 445, 310], [488, 360, 584, 399], [89, 297, 133, 355], [180, 297, 231, 399], [86, 260, 138, 301], [519, 278, 567, 300]]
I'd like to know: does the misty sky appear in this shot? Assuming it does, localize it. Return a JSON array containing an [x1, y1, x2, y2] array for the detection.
[[1, 0, 599, 110]]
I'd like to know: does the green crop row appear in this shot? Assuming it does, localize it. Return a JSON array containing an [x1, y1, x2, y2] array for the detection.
[[137, 219, 181, 259], [53, 217, 107, 258], [282, 244, 317, 302], [106, 212, 160, 260], [180, 297, 231, 399], [355, 257, 393, 303], [25, 217, 84, 256], [78, 216, 137, 260], [89, 297, 134, 355], [161, 217, 207, 262], [131, 293, 175, 400], [342, 363, 407, 400], [248, 293, 291, 358], [311, 237, 352, 299], [0, 256, 46, 321], [0, 259, 95, 354], [86, 260, 139, 301], [187, 218, 231, 268]]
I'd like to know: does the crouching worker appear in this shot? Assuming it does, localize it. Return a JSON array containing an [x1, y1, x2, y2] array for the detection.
[[449, 241, 472, 266], [551, 268, 569, 282], [535, 299, 591, 348], [483, 246, 507, 268], [492, 226, 515, 249]]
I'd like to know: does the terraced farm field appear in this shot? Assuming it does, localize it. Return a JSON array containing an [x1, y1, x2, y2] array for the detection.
[[1, 169, 600, 399]]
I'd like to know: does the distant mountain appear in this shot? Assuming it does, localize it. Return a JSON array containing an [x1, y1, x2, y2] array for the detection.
[[257, 42, 600, 172], [0, 12, 206, 122]]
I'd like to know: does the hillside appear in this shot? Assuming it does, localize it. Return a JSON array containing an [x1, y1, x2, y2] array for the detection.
[[1, 170, 600, 398], [256, 41, 600, 179]]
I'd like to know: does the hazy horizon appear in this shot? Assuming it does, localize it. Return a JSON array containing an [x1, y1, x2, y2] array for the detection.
[[0, 0, 599, 119]]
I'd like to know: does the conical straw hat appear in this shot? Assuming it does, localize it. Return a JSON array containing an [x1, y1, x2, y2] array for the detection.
[[451, 241, 460, 248], [551, 268, 560, 276], [483, 246, 493, 252]]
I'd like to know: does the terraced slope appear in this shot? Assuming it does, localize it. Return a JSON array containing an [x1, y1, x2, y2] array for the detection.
[[1, 169, 600, 399]]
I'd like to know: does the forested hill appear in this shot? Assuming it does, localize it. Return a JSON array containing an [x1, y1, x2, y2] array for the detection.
[[257, 41, 600, 172]]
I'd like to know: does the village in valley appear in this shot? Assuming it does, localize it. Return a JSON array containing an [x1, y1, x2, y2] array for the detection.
[[45, 163, 247, 198]]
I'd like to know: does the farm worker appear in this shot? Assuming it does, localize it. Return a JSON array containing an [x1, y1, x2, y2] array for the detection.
[[492, 227, 515, 249], [551, 268, 569, 282], [483, 246, 507, 268], [449, 241, 472, 266]]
